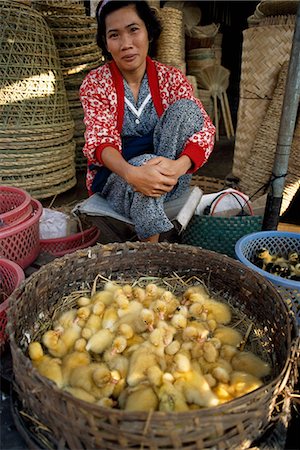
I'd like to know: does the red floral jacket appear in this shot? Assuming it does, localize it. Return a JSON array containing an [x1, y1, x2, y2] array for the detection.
[[80, 56, 215, 193]]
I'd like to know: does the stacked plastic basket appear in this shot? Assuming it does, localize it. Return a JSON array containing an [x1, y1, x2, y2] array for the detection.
[[0, 186, 42, 269], [235, 231, 300, 328]]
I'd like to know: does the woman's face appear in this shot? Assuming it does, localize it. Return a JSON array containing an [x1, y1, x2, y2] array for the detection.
[[105, 4, 149, 76]]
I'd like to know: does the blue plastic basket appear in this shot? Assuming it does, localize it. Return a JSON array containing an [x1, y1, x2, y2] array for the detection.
[[235, 231, 300, 328]]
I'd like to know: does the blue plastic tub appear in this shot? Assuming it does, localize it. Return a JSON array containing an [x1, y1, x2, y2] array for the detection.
[[235, 231, 300, 328]]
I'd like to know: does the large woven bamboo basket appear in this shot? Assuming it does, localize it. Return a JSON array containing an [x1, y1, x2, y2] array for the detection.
[[233, 24, 294, 180], [32, 0, 103, 171], [7, 242, 298, 450], [0, 0, 76, 198]]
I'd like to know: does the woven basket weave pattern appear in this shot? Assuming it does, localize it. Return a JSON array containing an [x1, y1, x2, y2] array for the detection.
[[233, 24, 294, 179], [7, 242, 297, 450]]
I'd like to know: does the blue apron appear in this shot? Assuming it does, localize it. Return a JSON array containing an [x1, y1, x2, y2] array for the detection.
[[90, 131, 154, 194]]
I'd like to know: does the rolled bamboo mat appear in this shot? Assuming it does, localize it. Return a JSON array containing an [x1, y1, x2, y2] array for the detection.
[[156, 7, 185, 72], [233, 24, 294, 180], [239, 62, 300, 215]]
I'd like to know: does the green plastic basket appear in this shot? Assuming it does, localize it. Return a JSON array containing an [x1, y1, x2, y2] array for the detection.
[[182, 215, 263, 258]]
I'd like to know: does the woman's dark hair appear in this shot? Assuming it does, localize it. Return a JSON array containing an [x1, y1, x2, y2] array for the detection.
[[96, 0, 161, 59]]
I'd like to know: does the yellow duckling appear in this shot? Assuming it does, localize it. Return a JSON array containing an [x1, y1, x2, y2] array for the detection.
[[77, 296, 92, 307], [111, 336, 127, 355], [202, 299, 232, 325], [28, 342, 63, 388], [132, 286, 146, 303], [61, 350, 91, 385], [126, 345, 158, 387], [53, 309, 77, 331], [64, 386, 96, 403], [74, 338, 87, 352], [174, 369, 219, 408], [229, 371, 263, 398], [85, 329, 114, 354], [117, 323, 134, 340], [158, 380, 189, 412], [171, 312, 187, 330], [101, 306, 118, 331], [213, 326, 242, 347], [124, 384, 159, 412], [42, 330, 68, 358], [231, 351, 271, 378], [159, 291, 180, 317]]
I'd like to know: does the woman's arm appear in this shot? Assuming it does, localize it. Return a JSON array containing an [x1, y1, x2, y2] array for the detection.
[[101, 147, 179, 197]]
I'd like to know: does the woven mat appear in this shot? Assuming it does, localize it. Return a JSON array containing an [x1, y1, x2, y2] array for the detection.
[[233, 24, 294, 179], [239, 61, 300, 215]]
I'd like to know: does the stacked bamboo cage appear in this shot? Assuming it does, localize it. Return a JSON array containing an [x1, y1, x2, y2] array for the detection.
[[0, 0, 76, 199], [32, 0, 103, 172]]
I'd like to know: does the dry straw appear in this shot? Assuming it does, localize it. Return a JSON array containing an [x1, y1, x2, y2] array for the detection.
[[7, 242, 298, 450], [233, 24, 294, 180]]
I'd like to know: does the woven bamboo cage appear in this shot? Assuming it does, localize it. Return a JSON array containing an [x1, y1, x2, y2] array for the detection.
[[7, 242, 299, 450], [32, 0, 103, 171], [232, 24, 294, 180], [238, 61, 300, 215], [156, 7, 185, 72], [0, 0, 76, 198]]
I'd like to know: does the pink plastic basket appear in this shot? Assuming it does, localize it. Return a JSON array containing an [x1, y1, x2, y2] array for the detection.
[[0, 198, 42, 269], [40, 226, 100, 257], [0, 185, 32, 228], [0, 258, 25, 349]]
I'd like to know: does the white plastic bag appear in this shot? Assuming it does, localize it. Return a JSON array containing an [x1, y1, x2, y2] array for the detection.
[[39, 208, 71, 239]]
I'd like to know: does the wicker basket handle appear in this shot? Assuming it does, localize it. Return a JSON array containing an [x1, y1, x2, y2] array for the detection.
[[207, 190, 254, 216]]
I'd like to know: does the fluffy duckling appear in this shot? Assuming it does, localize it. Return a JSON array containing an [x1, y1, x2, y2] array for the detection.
[[202, 341, 219, 363], [211, 366, 230, 384], [183, 324, 209, 343], [83, 313, 102, 335], [91, 289, 115, 306], [230, 371, 263, 397], [111, 336, 127, 355], [159, 291, 180, 317], [118, 297, 143, 318], [213, 326, 242, 347], [76, 306, 91, 323], [103, 351, 129, 378], [182, 285, 210, 305], [213, 383, 234, 404], [121, 284, 133, 299], [77, 296, 92, 307], [117, 308, 155, 334], [231, 351, 271, 378], [146, 365, 164, 388], [92, 367, 120, 399], [165, 339, 181, 356], [74, 338, 87, 352], [255, 248, 274, 269], [61, 350, 91, 384], [101, 306, 118, 331], [53, 309, 78, 331], [124, 384, 158, 412], [220, 344, 238, 362], [42, 330, 68, 358], [189, 303, 208, 321], [28, 342, 63, 388], [126, 345, 158, 387], [290, 262, 300, 281], [171, 312, 187, 330], [151, 300, 167, 321], [143, 283, 165, 307], [132, 286, 146, 303], [92, 301, 105, 316], [202, 299, 231, 325], [158, 380, 189, 412], [117, 323, 134, 340], [174, 369, 219, 408], [64, 386, 96, 403], [85, 329, 114, 354], [59, 321, 82, 352]]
